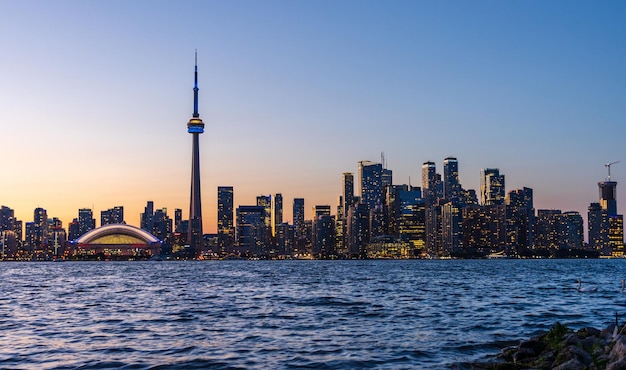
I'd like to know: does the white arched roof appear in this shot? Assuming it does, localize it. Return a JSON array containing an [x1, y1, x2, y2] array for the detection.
[[75, 224, 160, 244]]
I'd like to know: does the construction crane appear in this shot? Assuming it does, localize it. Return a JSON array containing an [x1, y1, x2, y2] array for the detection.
[[605, 161, 621, 181]]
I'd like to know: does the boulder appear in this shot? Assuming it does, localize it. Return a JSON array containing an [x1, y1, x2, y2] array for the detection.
[[518, 339, 547, 356], [551, 358, 585, 370], [608, 357, 626, 370], [553, 345, 593, 367], [610, 336, 626, 363]]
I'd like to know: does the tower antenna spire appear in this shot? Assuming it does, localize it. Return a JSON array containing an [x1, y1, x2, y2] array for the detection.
[[193, 49, 199, 118]]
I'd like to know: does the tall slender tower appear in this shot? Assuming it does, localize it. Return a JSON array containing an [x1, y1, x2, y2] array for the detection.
[[187, 51, 205, 258]]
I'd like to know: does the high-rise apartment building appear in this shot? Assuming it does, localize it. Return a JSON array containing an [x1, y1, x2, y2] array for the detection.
[[599, 181, 618, 216], [343, 172, 355, 213], [274, 193, 283, 236], [588, 202, 609, 255], [217, 186, 234, 253], [77, 208, 95, 237], [140, 201, 154, 231], [443, 157, 462, 202], [101, 206, 124, 226], [481, 168, 505, 205], [506, 187, 535, 254], [236, 205, 266, 257], [293, 198, 305, 237], [422, 161, 437, 206], [359, 161, 383, 209]]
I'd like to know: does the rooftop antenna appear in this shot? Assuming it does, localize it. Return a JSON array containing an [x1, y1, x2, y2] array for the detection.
[[606, 161, 621, 181]]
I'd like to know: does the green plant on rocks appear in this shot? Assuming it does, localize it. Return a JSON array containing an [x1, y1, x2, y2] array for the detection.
[[545, 322, 571, 350]]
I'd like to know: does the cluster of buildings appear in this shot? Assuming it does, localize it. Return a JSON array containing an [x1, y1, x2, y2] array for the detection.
[[0, 157, 622, 260], [210, 157, 624, 259], [1, 59, 622, 260]]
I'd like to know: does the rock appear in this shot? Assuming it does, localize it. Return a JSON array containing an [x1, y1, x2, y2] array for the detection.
[[581, 336, 603, 354], [554, 345, 593, 367], [602, 324, 618, 340], [562, 333, 581, 347], [551, 358, 585, 370], [578, 326, 601, 338], [518, 339, 547, 356], [608, 357, 626, 370], [610, 336, 626, 363], [513, 346, 536, 363]]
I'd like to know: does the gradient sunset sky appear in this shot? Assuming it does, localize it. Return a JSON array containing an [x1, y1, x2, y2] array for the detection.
[[1, 1, 625, 233]]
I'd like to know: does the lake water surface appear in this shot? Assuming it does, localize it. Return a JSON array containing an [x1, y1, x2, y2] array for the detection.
[[1, 259, 626, 369]]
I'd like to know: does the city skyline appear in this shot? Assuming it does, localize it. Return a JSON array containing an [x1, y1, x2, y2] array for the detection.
[[1, 1, 625, 233]]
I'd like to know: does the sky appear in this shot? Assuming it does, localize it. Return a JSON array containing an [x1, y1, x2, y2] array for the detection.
[[1, 1, 625, 234]]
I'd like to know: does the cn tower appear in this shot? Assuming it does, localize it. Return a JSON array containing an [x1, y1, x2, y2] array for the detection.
[[187, 51, 205, 258]]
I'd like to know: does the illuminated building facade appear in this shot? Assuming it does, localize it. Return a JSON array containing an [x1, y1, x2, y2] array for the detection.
[[217, 186, 234, 253], [101, 206, 124, 226], [481, 168, 505, 206]]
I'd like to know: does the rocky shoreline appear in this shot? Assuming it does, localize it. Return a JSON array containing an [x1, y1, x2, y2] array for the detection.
[[471, 322, 626, 369]]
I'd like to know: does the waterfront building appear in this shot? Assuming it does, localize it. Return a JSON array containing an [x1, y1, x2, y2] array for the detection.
[[422, 161, 437, 206], [462, 204, 506, 255], [47, 217, 66, 257], [506, 187, 535, 255], [257, 195, 273, 251], [346, 203, 370, 258], [217, 186, 235, 253], [534, 209, 562, 252], [236, 205, 266, 257], [101, 206, 124, 226], [335, 196, 346, 256], [609, 215, 625, 257], [313, 213, 336, 258], [359, 160, 383, 210], [389, 185, 425, 254], [588, 202, 610, 255], [275, 222, 294, 257], [481, 168, 505, 206], [69, 224, 161, 259], [441, 201, 461, 256], [186, 51, 206, 258], [561, 211, 584, 250]]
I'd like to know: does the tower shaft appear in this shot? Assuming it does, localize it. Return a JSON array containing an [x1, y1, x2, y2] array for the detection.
[[186, 51, 205, 258]]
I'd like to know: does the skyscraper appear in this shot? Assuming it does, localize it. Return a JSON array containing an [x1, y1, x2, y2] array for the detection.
[[443, 157, 461, 202], [101, 206, 124, 226], [217, 186, 234, 252], [293, 198, 305, 237], [342, 172, 354, 214], [274, 193, 283, 236], [78, 208, 95, 237], [422, 161, 437, 206], [187, 51, 205, 258], [599, 181, 618, 216], [358, 160, 383, 209], [481, 168, 505, 205]]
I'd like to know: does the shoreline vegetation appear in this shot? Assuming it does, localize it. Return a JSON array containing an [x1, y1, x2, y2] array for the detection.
[[470, 321, 626, 370]]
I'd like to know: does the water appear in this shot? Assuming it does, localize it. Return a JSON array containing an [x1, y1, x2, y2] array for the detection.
[[1, 259, 626, 369]]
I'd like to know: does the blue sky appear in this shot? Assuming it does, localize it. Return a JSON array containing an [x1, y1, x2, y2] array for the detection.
[[1, 1, 625, 232]]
